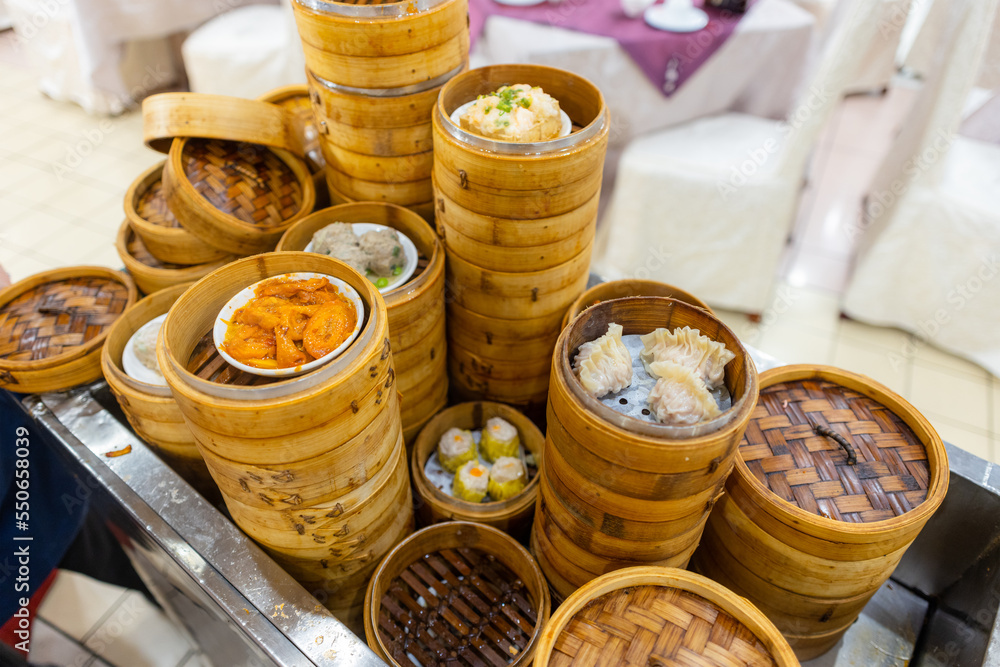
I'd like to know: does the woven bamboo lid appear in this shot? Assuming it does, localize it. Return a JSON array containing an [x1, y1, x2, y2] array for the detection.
[[0, 266, 138, 392], [534, 567, 797, 667], [739, 365, 944, 524]]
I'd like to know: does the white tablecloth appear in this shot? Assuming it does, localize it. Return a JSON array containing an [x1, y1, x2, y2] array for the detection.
[[470, 0, 816, 150]]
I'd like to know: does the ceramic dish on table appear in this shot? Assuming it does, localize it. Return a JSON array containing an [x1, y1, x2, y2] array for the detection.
[[213, 271, 364, 377]]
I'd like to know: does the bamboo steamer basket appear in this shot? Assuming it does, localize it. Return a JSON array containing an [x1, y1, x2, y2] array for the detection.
[[364, 521, 551, 667], [257, 85, 326, 175], [446, 301, 565, 360], [162, 137, 316, 256], [0, 267, 137, 394], [532, 297, 758, 599], [692, 365, 949, 660], [325, 168, 433, 208], [156, 252, 412, 626], [99, 283, 217, 498], [533, 567, 799, 667], [320, 141, 433, 184], [291, 0, 469, 90], [562, 278, 713, 329], [115, 221, 233, 296], [324, 178, 435, 223], [411, 402, 543, 537], [276, 202, 447, 442], [432, 64, 609, 218], [124, 162, 230, 266]]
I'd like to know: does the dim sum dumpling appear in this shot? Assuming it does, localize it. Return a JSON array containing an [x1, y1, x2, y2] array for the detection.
[[640, 326, 734, 390], [573, 323, 633, 398], [647, 361, 723, 425]]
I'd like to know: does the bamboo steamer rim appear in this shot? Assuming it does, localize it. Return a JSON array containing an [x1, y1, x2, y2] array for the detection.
[[125, 161, 181, 233], [562, 279, 713, 329], [294, 0, 453, 19], [308, 61, 467, 99], [411, 401, 543, 518], [101, 282, 193, 399], [364, 521, 551, 666], [532, 567, 798, 667], [143, 93, 302, 156], [158, 252, 385, 403], [435, 64, 608, 156], [324, 181, 435, 222], [732, 364, 949, 539], [275, 202, 441, 308], [558, 296, 757, 440], [0, 265, 138, 372], [115, 221, 234, 278]]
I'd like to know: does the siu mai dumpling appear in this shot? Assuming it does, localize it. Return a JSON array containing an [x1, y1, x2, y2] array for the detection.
[[459, 84, 562, 143], [573, 323, 633, 398], [647, 361, 722, 426], [640, 326, 735, 390]]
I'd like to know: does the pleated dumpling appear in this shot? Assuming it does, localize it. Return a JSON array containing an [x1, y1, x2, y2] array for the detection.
[[640, 326, 735, 390], [573, 323, 633, 398], [647, 361, 723, 425]]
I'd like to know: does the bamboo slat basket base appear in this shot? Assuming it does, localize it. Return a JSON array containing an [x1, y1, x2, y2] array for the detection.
[[365, 522, 551, 667], [125, 162, 231, 266], [411, 402, 544, 539], [531, 568, 799, 667], [0, 267, 138, 393]]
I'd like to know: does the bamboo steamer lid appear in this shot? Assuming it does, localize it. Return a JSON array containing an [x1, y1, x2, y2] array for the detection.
[[411, 402, 543, 538], [563, 279, 713, 329], [533, 567, 799, 667], [124, 162, 230, 266], [99, 283, 218, 499], [163, 138, 316, 256], [257, 84, 326, 174], [364, 521, 551, 667], [115, 221, 234, 296], [693, 364, 949, 660], [0, 267, 138, 393]]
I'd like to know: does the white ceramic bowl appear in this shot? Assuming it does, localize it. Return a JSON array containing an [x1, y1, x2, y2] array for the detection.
[[304, 223, 418, 294], [213, 272, 364, 378], [123, 314, 168, 386]]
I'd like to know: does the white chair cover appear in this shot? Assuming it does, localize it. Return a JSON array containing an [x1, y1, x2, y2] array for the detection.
[[594, 0, 886, 313], [181, 0, 306, 98], [843, 0, 1000, 376]]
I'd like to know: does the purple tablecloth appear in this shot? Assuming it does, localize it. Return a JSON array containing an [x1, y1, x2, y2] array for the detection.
[[468, 0, 751, 96]]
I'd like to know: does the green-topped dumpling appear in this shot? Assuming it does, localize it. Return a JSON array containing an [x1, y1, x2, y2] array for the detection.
[[480, 417, 520, 463], [488, 456, 527, 501], [454, 460, 490, 503], [437, 427, 477, 473]]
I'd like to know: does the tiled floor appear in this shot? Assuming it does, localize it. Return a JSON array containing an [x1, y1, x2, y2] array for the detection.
[[1, 21, 999, 666], [28, 570, 208, 667]]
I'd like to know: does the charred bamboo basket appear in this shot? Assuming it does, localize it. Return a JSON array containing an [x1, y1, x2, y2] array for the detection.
[[124, 162, 230, 266], [364, 521, 551, 667], [100, 283, 217, 498], [532, 567, 798, 667], [411, 402, 543, 538], [291, 0, 469, 90], [162, 137, 316, 256], [115, 221, 233, 296], [156, 252, 412, 627], [0, 267, 137, 394], [562, 279, 713, 329], [276, 202, 447, 442], [692, 365, 949, 660], [531, 297, 758, 600]]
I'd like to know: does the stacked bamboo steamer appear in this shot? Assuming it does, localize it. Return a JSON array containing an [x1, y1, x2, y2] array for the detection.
[[100, 283, 218, 499], [156, 253, 413, 628], [531, 297, 758, 601], [130, 91, 318, 275], [692, 365, 948, 660], [293, 0, 470, 221], [433, 65, 610, 412], [257, 85, 331, 209], [276, 202, 447, 444]]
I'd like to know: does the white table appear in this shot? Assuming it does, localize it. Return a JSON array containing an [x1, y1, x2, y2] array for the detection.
[[470, 0, 816, 150]]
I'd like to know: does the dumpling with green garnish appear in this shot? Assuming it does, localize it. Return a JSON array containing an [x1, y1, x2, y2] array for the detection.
[[459, 84, 562, 143]]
